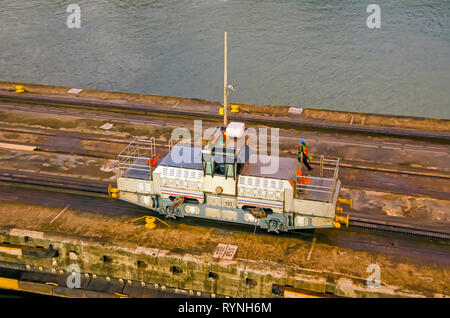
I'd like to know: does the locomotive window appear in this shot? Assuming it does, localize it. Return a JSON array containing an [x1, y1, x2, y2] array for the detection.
[[214, 163, 226, 175], [226, 164, 234, 178], [204, 162, 213, 175], [237, 163, 244, 174]]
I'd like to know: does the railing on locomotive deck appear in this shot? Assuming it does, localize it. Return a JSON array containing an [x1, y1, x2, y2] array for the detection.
[[118, 137, 156, 179], [296, 156, 340, 203]]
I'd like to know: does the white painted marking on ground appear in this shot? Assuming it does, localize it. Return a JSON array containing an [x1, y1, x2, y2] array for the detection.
[[406, 148, 440, 152], [49, 203, 71, 224], [304, 139, 380, 148], [288, 107, 303, 114], [67, 88, 83, 94], [383, 142, 401, 146], [213, 243, 228, 259], [426, 147, 448, 151], [404, 147, 448, 154], [223, 244, 238, 260], [382, 146, 401, 150], [0, 246, 22, 256], [281, 134, 450, 153], [0, 142, 36, 151], [100, 123, 113, 130]]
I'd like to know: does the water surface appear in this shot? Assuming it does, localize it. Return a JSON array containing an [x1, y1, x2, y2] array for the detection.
[[0, 0, 449, 118]]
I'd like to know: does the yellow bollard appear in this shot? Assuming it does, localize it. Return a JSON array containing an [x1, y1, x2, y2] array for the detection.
[[336, 206, 344, 214], [144, 216, 157, 230], [335, 214, 350, 228], [231, 104, 239, 113], [7, 85, 31, 93], [108, 184, 120, 198], [128, 215, 171, 230], [14, 85, 31, 93], [219, 107, 224, 115], [338, 197, 352, 208]]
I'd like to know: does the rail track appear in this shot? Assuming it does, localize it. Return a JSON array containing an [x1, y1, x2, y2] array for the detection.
[[1, 100, 449, 179], [0, 168, 448, 242], [0, 168, 109, 194], [1, 92, 449, 143], [2, 101, 450, 157], [1, 124, 449, 202], [348, 216, 450, 241], [0, 95, 449, 240], [0, 125, 448, 181]]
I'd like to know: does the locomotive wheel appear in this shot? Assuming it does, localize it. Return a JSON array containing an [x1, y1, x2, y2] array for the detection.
[[164, 207, 178, 219], [267, 220, 280, 233]]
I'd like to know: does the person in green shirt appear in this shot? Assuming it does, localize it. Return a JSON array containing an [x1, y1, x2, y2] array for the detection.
[[298, 139, 313, 171]]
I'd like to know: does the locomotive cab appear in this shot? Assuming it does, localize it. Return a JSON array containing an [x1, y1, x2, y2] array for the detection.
[[201, 122, 250, 197]]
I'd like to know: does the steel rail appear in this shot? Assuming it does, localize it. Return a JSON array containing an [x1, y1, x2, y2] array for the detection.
[[0, 169, 108, 194], [348, 216, 450, 241], [0, 93, 449, 143], [0, 127, 448, 180], [0, 168, 448, 241]]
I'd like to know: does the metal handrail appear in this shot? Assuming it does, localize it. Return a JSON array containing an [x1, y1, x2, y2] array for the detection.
[[295, 155, 340, 202], [297, 184, 334, 190], [118, 137, 156, 179], [296, 188, 334, 194]]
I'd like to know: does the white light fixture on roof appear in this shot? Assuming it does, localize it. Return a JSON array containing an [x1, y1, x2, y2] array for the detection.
[[226, 122, 245, 138]]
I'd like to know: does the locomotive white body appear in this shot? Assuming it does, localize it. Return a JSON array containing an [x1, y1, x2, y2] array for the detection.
[[114, 122, 343, 233]]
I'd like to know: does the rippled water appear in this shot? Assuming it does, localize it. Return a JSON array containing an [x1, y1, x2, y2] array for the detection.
[[0, 0, 449, 118]]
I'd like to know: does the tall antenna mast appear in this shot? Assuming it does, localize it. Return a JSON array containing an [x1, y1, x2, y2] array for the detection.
[[223, 31, 228, 126]]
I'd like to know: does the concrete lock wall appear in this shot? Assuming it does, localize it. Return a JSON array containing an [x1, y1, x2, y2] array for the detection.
[[0, 228, 422, 298]]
